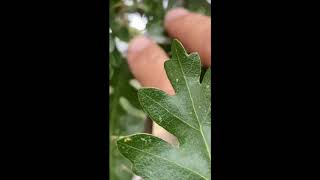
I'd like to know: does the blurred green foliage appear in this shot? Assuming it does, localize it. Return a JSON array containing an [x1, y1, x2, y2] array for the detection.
[[109, 0, 211, 179]]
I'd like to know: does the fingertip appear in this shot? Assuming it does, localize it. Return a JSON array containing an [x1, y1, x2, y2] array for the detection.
[[128, 36, 152, 61], [164, 8, 189, 28], [126, 36, 173, 93], [164, 9, 211, 66]]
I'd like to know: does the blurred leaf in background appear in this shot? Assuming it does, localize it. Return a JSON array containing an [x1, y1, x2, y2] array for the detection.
[[109, 44, 146, 179], [109, 0, 211, 179]]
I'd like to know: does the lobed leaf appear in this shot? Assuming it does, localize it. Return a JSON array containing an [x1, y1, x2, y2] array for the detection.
[[118, 39, 211, 180]]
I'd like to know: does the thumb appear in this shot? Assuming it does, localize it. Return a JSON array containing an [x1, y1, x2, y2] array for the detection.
[[165, 8, 211, 67]]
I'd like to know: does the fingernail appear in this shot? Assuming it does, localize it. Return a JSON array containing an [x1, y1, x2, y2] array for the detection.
[[128, 36, 151, 53], [165, 8, 189, 24]]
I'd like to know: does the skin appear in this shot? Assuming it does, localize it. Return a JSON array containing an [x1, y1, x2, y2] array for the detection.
[[127, 8, 211, 144]]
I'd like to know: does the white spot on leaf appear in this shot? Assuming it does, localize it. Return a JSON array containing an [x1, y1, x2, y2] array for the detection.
[[124, 137, 132, 142]]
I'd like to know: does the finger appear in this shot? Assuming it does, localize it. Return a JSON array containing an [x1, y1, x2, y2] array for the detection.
[[127, 36, 177, 144], [165, 8, 211, 67], [127, 36, 174, 95]]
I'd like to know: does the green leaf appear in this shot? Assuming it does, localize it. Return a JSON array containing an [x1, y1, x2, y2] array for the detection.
[[109, 33, 115, 53], [185, 0, 211, 16], [167, 0, 184, 10], [110, 137, 134, 180], [117, 39, 211, 180], [109, 48, 146, 180], [109, 46, 121, 80]]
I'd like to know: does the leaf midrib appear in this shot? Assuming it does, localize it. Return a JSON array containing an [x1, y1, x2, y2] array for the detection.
[[174, 44, 211, 160], [119, 141, 208, 180]]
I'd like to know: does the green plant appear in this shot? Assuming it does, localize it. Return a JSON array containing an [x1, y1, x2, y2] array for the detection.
[[109, 1, 211, 179], [117, 39, 211, 180]]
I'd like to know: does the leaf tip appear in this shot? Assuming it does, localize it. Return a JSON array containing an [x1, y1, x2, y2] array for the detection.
[[171, 38, 183, 48], [171, 39, 188, 58]]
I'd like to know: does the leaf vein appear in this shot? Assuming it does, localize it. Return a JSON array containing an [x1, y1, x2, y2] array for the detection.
[[119, 142, 208, 180], [142, 92, 200, 132]]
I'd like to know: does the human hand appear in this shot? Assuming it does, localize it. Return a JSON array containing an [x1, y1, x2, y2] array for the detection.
[[127, 8, 211, 144]]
